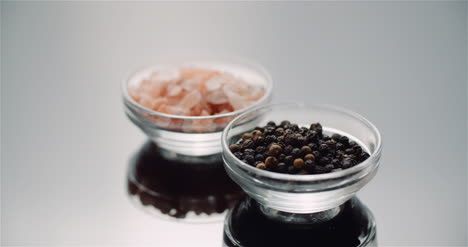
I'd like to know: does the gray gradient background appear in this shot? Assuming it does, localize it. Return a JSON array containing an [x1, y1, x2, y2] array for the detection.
[[1, 1, 467, 246]]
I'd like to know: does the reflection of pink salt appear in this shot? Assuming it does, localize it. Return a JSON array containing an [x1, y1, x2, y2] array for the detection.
[[130, 66, 265, 132]]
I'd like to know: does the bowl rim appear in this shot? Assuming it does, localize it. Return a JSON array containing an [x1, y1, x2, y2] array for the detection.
[[121, 60, 274, 120], [221, 102, 383, 182]]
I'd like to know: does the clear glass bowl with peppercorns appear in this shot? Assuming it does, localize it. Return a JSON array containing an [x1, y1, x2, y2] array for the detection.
[[122, 59, 273, 162], [221, 103, 382, 246]]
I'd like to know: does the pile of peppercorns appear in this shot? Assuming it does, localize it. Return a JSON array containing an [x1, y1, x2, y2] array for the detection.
[[229, 121, 370, 174]]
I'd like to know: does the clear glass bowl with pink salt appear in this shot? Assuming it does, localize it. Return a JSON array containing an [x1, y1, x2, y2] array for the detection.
[[122, 61, 273, 159]]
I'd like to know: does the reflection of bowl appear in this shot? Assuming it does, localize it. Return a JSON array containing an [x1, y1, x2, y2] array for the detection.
[[127, 141, 245, 222], [222, 103, 382, 214], [122, 60, 273, 157]]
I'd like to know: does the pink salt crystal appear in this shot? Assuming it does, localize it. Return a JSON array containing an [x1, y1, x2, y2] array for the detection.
[[181, 76, 203, 91], [179, 90, 202, 109], [192, 111, 214, 132], [225, 90, 245, 110], [128, 88, 141, 102], [206, 89, 228, 104], [216, 109, 230, 115], [190, 104, 204, 116], [166, 106, 187, 115], [150, 98, 168, 110], [149, 69, 181, 82], [200, 110, 210, 116], [139, 95, 155, 109], [180, 67, 218, 82], [204, 76, 223, 91], [223, 84, 246, 110], [200, 100, 214, 115], [167, 84, 183, 97]]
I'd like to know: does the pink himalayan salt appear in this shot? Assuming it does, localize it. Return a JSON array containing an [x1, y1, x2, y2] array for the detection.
[[206, 89, 228, 105], [130, 67, 265, 132], [179, 90, 202, 109]]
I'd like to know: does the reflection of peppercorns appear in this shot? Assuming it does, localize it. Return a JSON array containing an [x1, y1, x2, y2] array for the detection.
[[232, 121, 370, 174]]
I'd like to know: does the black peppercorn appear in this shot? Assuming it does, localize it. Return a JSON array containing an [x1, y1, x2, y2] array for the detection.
[[307, 142, 318, 150], [336, 142, 345, 150], [280, 120, 291, 127], [255, 154, 264, 161], [304, 154, 315, 160], [284, 155, 293, 165], [291, 148, 300, 157], [306, 130, 318, 141], [255, 146, 266, 153], [264, 135, 277, 144], [256, 162, 267, 169], [244, 148, 255, 156], [276, 136, 285, 143], [353, 145, 363, 154], [331, 134, 341, 140], [310, 123, 323, 133], [252, 130, 263, 138], [242, 132, 253, 140], [331, 158, 340, 166], [244, 155, 255, 165], [229, 144, 241, 152], [293, 158, 304, 169], [263, 151, 270, 157], [284, 145, 293, 155], [297, 136, 306, 146], [288, 166, 298, 174], [345, 148, 355, 154], [319, 144, 329, 153], [241, 139, 254, 149], [290, 124, 299, 131], [359, 152, 370, 161], [267, 121, 276, 127], [264, 127, 275, 135], [254, 136, 265, 146], [304, 159, 316, 172], [325, 139, 336, 147], [265, 156, 278, 169], [274, 128, 285, 136], [269, 144, 282, 157], [254, 126, 264, 131], [284, 134, 295, 145], [278, 153, 286, 161], [234, 152, 243, 159], [312, 150, 321, 159], [319, 157, 330, 165], [339, 136, 349, 145], [300, 146, 312, 156], [342, 158, 357, 169], [299, 127, 309, 136], [276, 163, 288, 173], [325, 164, 335, 172], [313, 165, 328, 174], [349, 141, 357, 147], [347, 154, 357, 160]]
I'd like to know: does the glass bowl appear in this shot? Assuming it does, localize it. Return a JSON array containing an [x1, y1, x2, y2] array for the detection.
[[221, 103, 383, 214], [122, 60, 273, 159]]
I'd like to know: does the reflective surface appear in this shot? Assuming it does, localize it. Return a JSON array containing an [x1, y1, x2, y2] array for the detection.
[[127, 141, 244, 222], [2, 2, 466, 246], [223, 197, 376, 247]]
